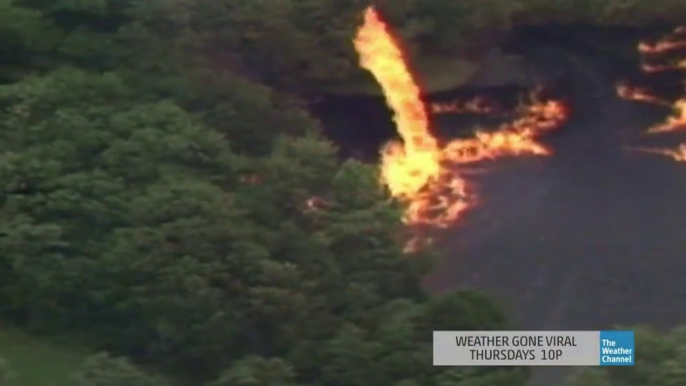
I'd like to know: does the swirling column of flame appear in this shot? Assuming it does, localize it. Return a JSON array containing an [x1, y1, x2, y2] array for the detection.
[[619, 26, 686, 161], [353, 7, 471, 231], [353, 7, 569, 239]]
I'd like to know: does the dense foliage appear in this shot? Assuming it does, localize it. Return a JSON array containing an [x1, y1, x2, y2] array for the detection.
[[562, 326, 686, 386], [0, 64, 527, 384], [0, 358, 16, 386], [2, 326, 683, 386], [3, 0, 685, 91]]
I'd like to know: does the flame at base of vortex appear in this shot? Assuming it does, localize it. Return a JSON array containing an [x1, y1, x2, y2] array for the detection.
[[353, 7, 444, 228], [353, 7, 569, 249]]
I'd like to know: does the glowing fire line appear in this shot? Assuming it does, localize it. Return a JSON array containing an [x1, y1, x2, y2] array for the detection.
[[619, 26, 686, 162]]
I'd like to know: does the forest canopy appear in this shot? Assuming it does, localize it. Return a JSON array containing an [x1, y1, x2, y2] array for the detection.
[[3, 0, 685, 92]]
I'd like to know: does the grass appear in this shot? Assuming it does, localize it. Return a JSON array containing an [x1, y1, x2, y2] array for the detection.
[[0, 324, 89, 386]]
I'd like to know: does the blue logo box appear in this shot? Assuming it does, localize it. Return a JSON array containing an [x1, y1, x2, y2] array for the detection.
[[599, 331, 635, 366]]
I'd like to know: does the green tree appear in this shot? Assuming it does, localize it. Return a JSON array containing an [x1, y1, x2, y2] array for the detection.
[[375, 0, 515, 55], [208, 356, 300, 386], [0, 0, 52, 82], [0, 67, 244, 335], [0, 358, 16, 386], [11, 0, 135, 71], [73, 352, 167, 386], [431, 367, 529, 386], [0, 64, 429, 383], [420, 291, 512, 332], [176, 73, 320, 155], [562, 326, 686, 386], [562, 368, 612, 386], [60, 0, 370, 94]]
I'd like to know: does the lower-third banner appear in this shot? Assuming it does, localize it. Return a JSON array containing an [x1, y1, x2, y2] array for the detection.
[[433, 330, 635, 366]]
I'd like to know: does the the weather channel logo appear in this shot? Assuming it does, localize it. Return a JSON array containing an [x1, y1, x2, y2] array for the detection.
[[599, 331, 635, 365], [433, 330, 635, 366]]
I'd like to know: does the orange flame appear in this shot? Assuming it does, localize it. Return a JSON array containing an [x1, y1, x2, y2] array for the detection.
[[616, 83, 670, 106], [354, 7, 441, 198], [638, 28, 686, 72], [638, 27, 686, 55], [442, 99, 568, 163], [353, 7, 568, 249], [615, 84, 686, 133], [353, 7, 473, 232], [627, 144, 686, 162], [619, 26, 686, 161], [431, 96, 500, 115], [646, 99, 686, 133], [641, 59, 686, 73]]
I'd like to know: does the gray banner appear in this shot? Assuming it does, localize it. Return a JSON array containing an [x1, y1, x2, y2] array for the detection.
[[434, 331, 600, 366]]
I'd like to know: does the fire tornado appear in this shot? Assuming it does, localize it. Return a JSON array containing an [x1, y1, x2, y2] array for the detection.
[[353, 7, 568, 249], [353, 7, 445, 210]]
